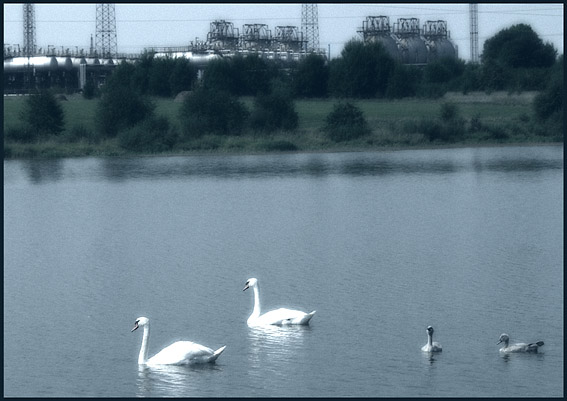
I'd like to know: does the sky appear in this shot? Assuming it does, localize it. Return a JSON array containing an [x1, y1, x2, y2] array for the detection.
[[3, 3, 564, 61]]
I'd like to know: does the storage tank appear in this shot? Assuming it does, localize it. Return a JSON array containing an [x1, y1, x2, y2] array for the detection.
[[55, 57, 74, 70], [393, 18, 428, 64], [3, 56, 58, 72], [422, 20, 457, 61], [358, 16, 401, 62]]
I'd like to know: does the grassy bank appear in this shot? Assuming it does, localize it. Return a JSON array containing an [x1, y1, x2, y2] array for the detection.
[[3, 91, 560, 159]]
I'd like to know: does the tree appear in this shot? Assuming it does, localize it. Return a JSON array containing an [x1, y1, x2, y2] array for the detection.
[[169, 58, 197, 96], [328, 39, 396, 98], [232, 54, 275, 96], [482, 23, 557, 69], [95, 62, 155, 137], [386, 64, 419, 99], [131, 50, 154, 95], [293, 53, 329, 98], [202, 58, 238, 94], [179, 86, 249, 137], [533, 55, 563, 134], [20, 89, 65, 138], [148, 57, 173, 97]]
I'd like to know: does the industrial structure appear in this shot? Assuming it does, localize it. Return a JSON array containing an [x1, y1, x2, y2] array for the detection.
[[22, 4, 36, 57], [301, 4, 320, 52], [469, 4, 479, 64], [4, 4, 461, 94], [95, 4, 118, 58], [358, 15, 457, 65]]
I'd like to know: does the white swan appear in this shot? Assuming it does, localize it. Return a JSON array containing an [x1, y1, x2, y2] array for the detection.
[[131, 317, 226, 365], [497, 333, 544, 353], [243, 278, 316, 326], [421, 326, 442, 352]]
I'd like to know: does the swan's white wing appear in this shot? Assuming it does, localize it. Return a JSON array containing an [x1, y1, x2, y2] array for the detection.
[[147, 341, 216, 365], [254, 308, 315, 326]]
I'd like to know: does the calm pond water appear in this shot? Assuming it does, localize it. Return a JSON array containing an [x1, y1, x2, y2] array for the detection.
[[3, 145, 563, 397]]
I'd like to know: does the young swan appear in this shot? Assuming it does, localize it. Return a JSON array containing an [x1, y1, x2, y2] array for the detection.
[[243, 278, 316, 326], [131, 317, 226, 365], [421, 326, 442, 352], [497, 333, 544, 353]]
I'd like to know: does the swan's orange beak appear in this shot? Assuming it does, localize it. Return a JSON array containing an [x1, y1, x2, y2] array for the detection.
[[131, 322, 139, 332]]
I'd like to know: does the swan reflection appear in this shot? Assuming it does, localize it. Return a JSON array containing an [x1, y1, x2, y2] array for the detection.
[[136, 363, 221, 397], [247, 325, 311, 366], [421, 350, 441, 365]]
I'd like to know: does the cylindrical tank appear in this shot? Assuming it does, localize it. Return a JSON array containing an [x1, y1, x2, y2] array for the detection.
[[3, 56, 58, 72], [55, 57, 73, 70], [71, 57, 87, 68], [84, 57, 100, 65]]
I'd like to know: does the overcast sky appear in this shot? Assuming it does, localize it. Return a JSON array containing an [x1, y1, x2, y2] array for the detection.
[[3, 3, 564, 61]]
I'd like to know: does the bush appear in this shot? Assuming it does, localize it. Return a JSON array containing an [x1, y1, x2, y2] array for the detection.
[[4, 125, 36, 143], [440, 102, 459, 122], [118, 115, 179, 152], [323, 102, 371, 142], [20, 90, 65, 138], [250, 80, 298, 132], [82, 80, 98, 99], [62, 125, 100, 144], [259, 139, 298, 152], [533, 77, 563, 121], [417, 118, 443, 141], [469, 113, 483, 133], [179, 86, 249, 138]]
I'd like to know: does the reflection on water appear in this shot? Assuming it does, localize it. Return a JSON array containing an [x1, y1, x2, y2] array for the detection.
[[247, 325, 311, 376], [5, 146, 561, 184], [136, 363, 221, 397], [499, 352, 545, 364], [421, 351, 442, 366], [3, 144, 562, 397], [22, 158, 63, 183]]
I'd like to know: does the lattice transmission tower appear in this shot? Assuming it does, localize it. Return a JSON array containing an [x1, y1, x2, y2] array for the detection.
[[95, 4, 117, 58], [23, 3, 37, 56], [301, 4, 320, 52], [469, 4, 479, 63]]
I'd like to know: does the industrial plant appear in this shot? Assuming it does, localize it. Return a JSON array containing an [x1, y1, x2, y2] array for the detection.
[[3, 4, 462, 94]]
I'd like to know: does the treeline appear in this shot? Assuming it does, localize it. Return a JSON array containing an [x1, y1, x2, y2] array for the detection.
[[85, 23, 562, 100], [6, 23, 563, 153]]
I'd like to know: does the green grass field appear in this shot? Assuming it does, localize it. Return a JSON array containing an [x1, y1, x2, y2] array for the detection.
[[3, 91, 557, 159]]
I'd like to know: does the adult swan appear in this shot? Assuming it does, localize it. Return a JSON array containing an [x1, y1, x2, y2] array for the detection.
[[131, 317, 226, 365], [243, 278, 316, 326]]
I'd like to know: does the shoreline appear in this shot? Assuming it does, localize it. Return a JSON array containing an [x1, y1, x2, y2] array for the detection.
[[4, 141, 562, 161], [4, 92, 562, 160]]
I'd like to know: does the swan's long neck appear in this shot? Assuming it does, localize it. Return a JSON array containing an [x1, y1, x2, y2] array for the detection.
[[138, 324, 150, 364], [249, 284, 261, 322], [427, 332, 433, 347]]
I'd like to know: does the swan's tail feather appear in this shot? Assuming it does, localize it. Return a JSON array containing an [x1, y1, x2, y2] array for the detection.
[[531, 341, 544, 347], [299, 310, 316, 325], [212, 345, 226, 360]]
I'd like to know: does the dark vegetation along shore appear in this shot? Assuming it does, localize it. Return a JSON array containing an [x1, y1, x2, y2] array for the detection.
[[3, 23, 563, 159]]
